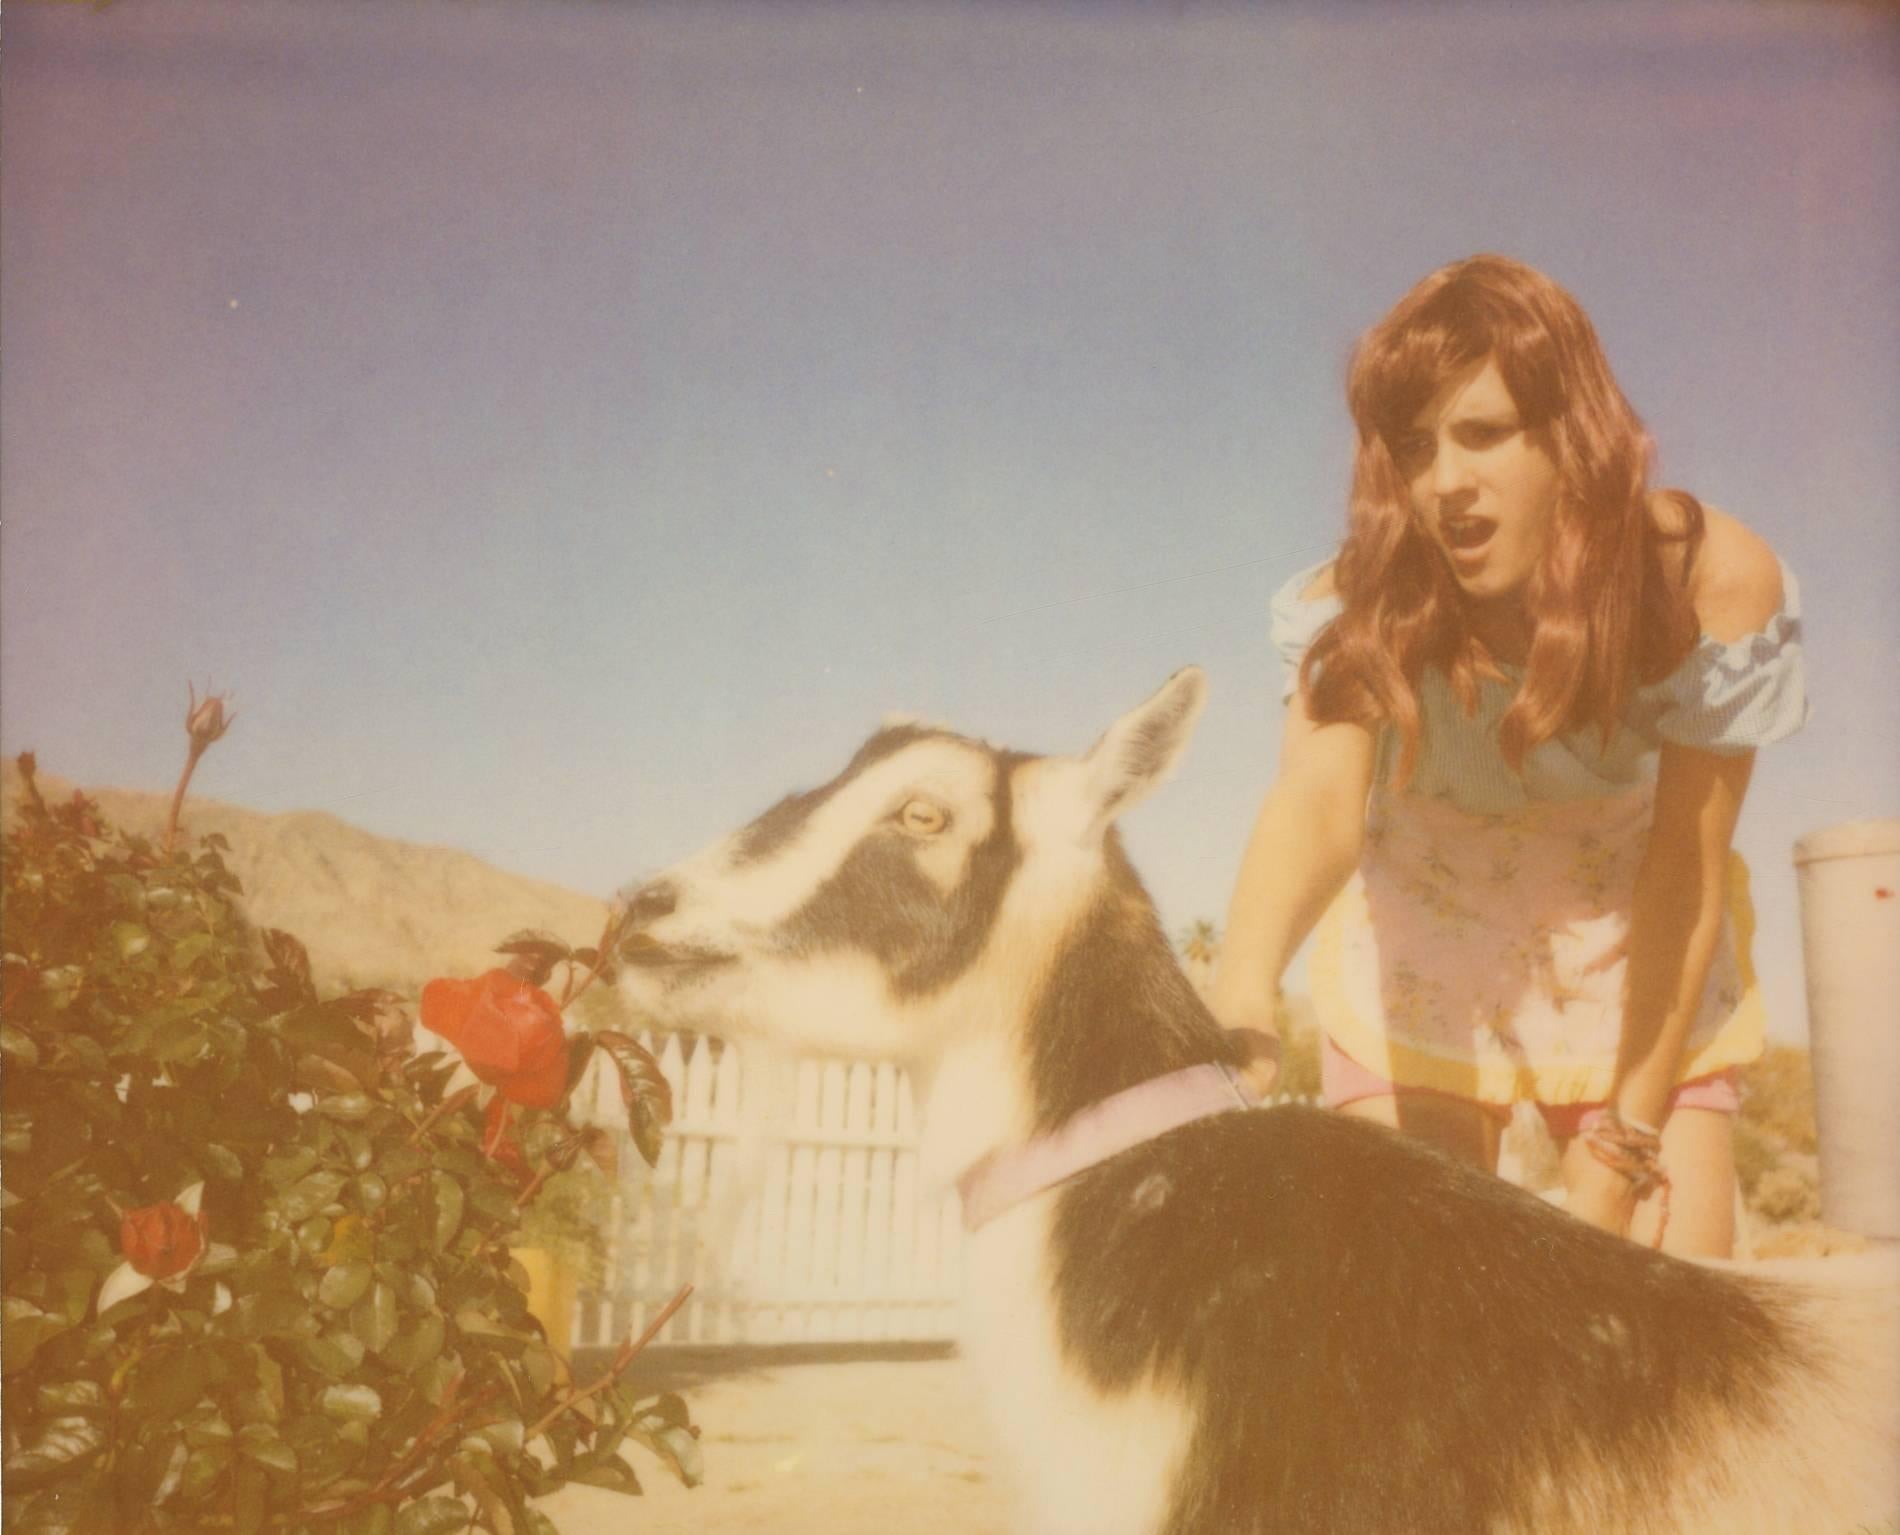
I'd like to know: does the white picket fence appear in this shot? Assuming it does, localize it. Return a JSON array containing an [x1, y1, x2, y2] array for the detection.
[[565, 1033, 1318, 1351]]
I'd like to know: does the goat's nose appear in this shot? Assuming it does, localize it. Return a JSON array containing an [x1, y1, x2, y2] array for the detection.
[[624, 880, 678, 927]]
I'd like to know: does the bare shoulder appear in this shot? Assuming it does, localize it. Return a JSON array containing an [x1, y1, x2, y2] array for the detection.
[[1300, 562, 1339, 602], [1687, 505, 1785, 643]]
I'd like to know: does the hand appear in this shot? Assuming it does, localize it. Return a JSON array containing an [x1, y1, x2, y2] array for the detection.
[[1211, 991, 1283, 1099], [1229, 1029, 1284, 1099], [1563, 1150, 1641, 1238]]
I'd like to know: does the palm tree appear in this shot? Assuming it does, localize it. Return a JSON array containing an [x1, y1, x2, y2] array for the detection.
[[1177, 919, 1220, 996]]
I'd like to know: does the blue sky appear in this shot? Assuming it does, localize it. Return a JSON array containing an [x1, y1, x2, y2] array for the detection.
[[3, 0, 1895, 1043]]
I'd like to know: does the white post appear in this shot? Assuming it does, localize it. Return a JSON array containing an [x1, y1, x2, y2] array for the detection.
[[1794, 818, 1900, 1241]]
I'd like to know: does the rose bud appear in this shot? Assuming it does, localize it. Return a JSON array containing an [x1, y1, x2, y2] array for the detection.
[[185, 684, 235, 753], [120, 1200, 208, 1280], [420, 969, 570, 1109]]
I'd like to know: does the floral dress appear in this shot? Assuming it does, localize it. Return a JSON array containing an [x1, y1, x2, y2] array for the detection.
[[1270, 559, 1808, 1106]]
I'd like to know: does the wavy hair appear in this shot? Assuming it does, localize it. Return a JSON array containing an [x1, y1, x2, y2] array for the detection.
[[1301, 254, 1704, 781]]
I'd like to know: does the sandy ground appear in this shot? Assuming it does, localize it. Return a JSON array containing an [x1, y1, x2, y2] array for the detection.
[[533, 1228, 1887, 1535], [534, 1352, 1011, 1535]]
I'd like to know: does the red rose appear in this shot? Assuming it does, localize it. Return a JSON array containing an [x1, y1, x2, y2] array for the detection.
[[482, 1094, 531, 1182], [420, 969, 569, 1108], [120, 1201, 208, 1280]]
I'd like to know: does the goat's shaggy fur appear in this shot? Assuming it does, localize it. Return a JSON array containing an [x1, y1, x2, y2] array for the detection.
[[618, 669, 1899, 1534]]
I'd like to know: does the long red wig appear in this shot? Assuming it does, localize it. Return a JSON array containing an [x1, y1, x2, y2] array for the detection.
[[1301, 254, 1704, 782]]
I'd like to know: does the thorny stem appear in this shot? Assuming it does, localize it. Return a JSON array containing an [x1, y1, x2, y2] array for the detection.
[[294, 1377, 502, 1525], [408, 1083, 482, 1144], [163, 743, 208, 856], [559, 903, 632, 1009], [512, 1164, 555, 1210], [523, 1282, 693, 1444]]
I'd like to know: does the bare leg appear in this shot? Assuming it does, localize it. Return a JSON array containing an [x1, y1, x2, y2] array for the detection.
[[1339, 1092, 1502, 1174], [1557, 1108, 1736, 1258]]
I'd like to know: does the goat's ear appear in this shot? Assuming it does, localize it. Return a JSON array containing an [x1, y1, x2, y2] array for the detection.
[[1079, 667, 1207, 833]]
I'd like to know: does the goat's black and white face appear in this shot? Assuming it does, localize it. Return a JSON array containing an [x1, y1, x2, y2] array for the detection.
[[617, 668, 1208, 1070]]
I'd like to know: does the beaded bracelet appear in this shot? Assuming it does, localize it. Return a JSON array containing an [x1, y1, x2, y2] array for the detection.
[[1583, 1106, 1671, 1249]]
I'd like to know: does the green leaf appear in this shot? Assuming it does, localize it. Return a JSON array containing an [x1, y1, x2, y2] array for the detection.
[[630, 1419, 704, 1488], [301, 1331, 367, 1377], [196, 1241, 240, 1277], [4, 1302, 69, 1377], [261, 929, 315, 997], [2, 1111, 33, 1158], [318, 1093, 373, 1122], [478, 1417, 525, 1458], [378, 1143, 430, 1184], [282, 1171, 348, 1222], [381, 1309, 444, 1373], [200, 1142, 246, 1181], [493, 930, 569, 987], [171, 931, 214, 970], [415, 1353, 462, 1405], [127, 1347, 211, 1420], [36, 1380, 105, 1416], [318, 1259, 373, 1310], [111, 921, 152, 960], [231, 1290, 307, 1340], [232, 1459, 268, 1535], [394, 1498, 473, 1535], [594, 1031, 673, 1168], [342, 1126, 376, 1172], [1, 1021, 40, 1067], [262, 1147, 320, 1187], [350, 1281, 398, 1354], [183, 1410, 236, 1447], [51, 1032, 109, 1075], [38, 965, 83, 1011], [636, 1390, 693, 1431], [319, 1384, 383, 1423], [468, 1178, 521, 1222], [49, 1268, 98, 1327], [4, 1416, 107, 1491], [8, 1472, 113, 1533], [151, 1014, 209, 1063], [179, 1444, 229, 1500], [430, 1172, 465, 1251], [569, 1453, 643, 1495], [521, 1344, 556, 1396], [562, 1031, 597, 1098], [236, 1422, 298, 1474], [354, 1172, 389, 1212]]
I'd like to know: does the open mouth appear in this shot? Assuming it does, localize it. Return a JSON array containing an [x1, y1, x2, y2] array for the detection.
[[618, 932, 737, 977], [1441, 515, 1496, 556]]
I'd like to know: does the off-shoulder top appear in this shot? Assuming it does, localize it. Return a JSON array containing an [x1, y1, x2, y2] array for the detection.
[[1268, 558, 1809, 815]]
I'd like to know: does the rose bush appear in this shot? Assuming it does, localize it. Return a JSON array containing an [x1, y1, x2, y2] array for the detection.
[[2, 717, 691, 1535]]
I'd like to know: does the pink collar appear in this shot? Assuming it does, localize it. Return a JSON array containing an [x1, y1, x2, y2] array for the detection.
[[954, 1062, 1259, 1232]]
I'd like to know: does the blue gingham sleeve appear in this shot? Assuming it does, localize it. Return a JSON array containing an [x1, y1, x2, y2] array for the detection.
[[1270, 560, 1344, 705], [1635, 563, 1809, 753]]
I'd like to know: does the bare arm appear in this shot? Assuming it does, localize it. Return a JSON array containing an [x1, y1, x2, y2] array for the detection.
[[1568, 509, 1783, 1234], [1611, 742, 1754, 1124], [1210, 686, 1376, 1073]]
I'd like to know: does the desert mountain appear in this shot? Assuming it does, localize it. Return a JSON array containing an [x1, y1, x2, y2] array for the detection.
[[2, 758, 614, 1001]]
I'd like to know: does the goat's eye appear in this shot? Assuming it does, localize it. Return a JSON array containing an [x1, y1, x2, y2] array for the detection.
[[897, 798, 948, 836]]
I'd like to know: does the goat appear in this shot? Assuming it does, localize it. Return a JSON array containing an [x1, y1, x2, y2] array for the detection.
[[616, 667, 1899, 1535]]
